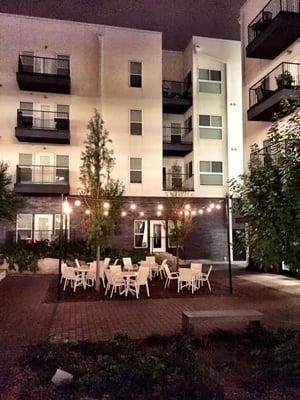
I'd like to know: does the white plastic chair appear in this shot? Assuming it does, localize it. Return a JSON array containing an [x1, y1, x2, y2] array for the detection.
[[178, 268, 195, 294], [158, 259, 168, 279], [60, 262, 68, 283], [197, 265, 213, 292], [74, 258, 81, 269], [146, 256, 159, 278], [104, 269, 126, 298], [113, 259, 119, 265], [191, 263, 202, 287], [63, 266, 83, 292], [86, 261, 96, 287], [129, 266, 150, 299], [163, 264, 179, 288], [110, 264, 122, 276], [123, 257, 134, 270]]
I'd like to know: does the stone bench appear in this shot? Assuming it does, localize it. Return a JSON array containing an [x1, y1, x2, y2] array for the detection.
[[182, 309, 263, 334]]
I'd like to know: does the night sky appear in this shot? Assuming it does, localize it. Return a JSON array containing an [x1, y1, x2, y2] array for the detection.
[[0, 0, 245, 50]]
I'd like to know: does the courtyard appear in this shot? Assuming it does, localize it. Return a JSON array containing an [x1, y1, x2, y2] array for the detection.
[[0, 266, 299, 398]]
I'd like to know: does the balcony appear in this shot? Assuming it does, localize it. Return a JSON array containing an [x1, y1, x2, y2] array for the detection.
[[163, 127, 193, 156], [15, 165, 69, 195], [16, 55, 71, 94], [162, 80, 192, 114], [248, 62, 300, 121], [15, 110, 70, 144], [163, 173, 194, 191], [246, 0, 300, 59]]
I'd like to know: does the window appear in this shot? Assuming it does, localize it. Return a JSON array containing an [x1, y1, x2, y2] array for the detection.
[[19, 153, 32, 165], [20, 51, 34, 73], [56, 155, 69, 167], [130, 157, 142, 183], [198, 69, 221, 94], [200, 161, 223, 185], [167, 220, 182, 248], [57, 104, 69, 119], [129, 61, 142, 88], [134, 220, 148, 248], [199, 115, 222, 139], [185, 161, 193, 178], [130, 110, 142, 135], [57, 55, 70, 76], [16, 214, 33, 241]]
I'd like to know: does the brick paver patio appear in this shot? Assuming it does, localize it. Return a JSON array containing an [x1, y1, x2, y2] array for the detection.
[[0, 268, 299, 396]]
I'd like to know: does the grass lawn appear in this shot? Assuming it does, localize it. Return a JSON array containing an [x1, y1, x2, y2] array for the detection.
[[12, 324, 300, 400]]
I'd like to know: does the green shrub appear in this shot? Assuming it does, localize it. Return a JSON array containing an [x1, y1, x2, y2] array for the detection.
[[274, 331, 300, 386]]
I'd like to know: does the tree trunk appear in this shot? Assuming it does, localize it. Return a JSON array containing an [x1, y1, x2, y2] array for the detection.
[[176, 245, 179, 270], [95, 244, 101, 292]]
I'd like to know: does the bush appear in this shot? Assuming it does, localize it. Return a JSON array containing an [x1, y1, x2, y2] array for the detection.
[[153, 252, 178, 270]]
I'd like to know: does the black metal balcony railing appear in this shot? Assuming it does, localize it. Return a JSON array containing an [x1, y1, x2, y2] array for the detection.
[[163, 126, 192, 144], [249, 62, 300, 108], [16, 165, 69, 185], [17, 109, 70, 131], [162, 80, 192, 99], [163, 173, 194, 191], [250, 138, 300, 165], [18, 55, 70, 77], [248, 0, 300, 45]]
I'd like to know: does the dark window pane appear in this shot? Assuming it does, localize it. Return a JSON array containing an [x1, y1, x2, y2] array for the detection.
[[130, 171, 142, 183], [199, 69, 209, 80], [212, 161, 223, 173], [199, 115, 210, 126], [130, 75, 142, 88], [130, 122, 142, 135], [211, 70, 221, 81]]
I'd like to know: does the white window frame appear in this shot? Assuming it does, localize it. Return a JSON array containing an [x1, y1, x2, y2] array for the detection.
[[129, 61, 143, 88], [199, 115, 223, 139], [134, 220, 148, 248], [130, 109, 143, 135], [199, 161, 223, 186], [198, 68, 222, 94], [16, 214, 33, 241], [130, 157, 142, 184]]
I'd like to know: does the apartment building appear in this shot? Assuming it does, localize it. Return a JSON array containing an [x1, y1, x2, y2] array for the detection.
[[240, 0, 300, 164], [0, 13, 243, 260]]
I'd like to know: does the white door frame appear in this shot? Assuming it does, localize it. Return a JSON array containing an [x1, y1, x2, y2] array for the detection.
[[149, 220, 166, 253]]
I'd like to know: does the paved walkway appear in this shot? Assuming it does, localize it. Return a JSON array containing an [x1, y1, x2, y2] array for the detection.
[[0, 269, 299, 397]]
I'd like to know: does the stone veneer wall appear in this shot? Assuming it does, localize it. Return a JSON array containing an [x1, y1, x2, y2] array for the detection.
[[1, 195, 228, 261]]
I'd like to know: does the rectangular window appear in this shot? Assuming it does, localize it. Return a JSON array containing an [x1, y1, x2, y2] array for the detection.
[[200, 161, 223, 185], [167, 220, 177, 248], [134, 220, 148, 248], [57, 55, 70, 76], [16, 214, 33, 242], [185, 161, 193, 178], [19, 153, 32, 165], [20, 51, 34, 73], [129, 61, 142, 88], [130, 157, 142, 183], [199, 69, 221, 94], [57, 104, 69, 118], [56, 155, 69, 167], [199, 115, 222, 139], [130, 109, 142, 135]]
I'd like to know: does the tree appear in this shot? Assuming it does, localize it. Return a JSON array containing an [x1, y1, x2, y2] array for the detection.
[[165, 191, 194, 267], [231, 103, 300, 273], [0, 162, 23, 221], [80, 110, 124, 291]]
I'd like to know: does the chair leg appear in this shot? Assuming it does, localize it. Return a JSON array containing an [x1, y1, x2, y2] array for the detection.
[[63, 279, 68, 291], [105, 283, 110, 295], [146, 282, 149, 296], [164, 278, 168, 288], [177, 280, 180, 293], [207, 279, 211, 292], [73, 280, 77, 292], [110, 285, 115, 298]]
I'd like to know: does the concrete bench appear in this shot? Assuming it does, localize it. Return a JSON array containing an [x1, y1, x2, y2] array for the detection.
[[182, 309, 263, 334]]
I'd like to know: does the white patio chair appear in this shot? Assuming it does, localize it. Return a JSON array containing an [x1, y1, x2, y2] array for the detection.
[[178, 268, 196, 294], [113, 259, 119, 265], [63, 266, 83, 292], [85, 261, 96, 287], [110, 264, 122, 276], [74, 258, 81, 269], [197, 265, 213, 292], [104, 269, 126, 298], [60, 262, 68, 283], [123, 257, 134, 270], [129, 266, 150, 299], [158, 259, 168, 279], [191, 263, 202, 288], [146, 256, 159, 278], [164, 264, 179, 288]]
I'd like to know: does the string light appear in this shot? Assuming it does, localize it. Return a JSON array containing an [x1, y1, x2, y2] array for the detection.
[[74, 199, 81, 207], [103, 202, 110, 209], [139, 211, 144, 217], [121, 211, 127, 217], [103, 210, 109, 216], [85, 209, 90, 215], [130, 203, 137, 210], [216, 204, 221, 210], [198, 209, 204, 215], [157, 204, 163, 211], [184, 210, 190, 216], [63, 201, 72, 214], [184, 204, 190, 210], [207, 207, 212, 213], [179, 211, 184, 215], [157, 211, 162, 217], [210, 203, 215, 209], [191, 210, 197, 216]]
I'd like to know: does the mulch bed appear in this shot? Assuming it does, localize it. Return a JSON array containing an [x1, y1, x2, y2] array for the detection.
[[44, 271, 227, 303]]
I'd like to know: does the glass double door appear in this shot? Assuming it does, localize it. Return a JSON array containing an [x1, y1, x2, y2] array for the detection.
[[150, 220, 166, 252]]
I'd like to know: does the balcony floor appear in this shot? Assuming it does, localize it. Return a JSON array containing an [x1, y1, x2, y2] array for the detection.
[[15, 127, 70, 144], [14, 183, 70, 195], [16, 72, 71, 94]]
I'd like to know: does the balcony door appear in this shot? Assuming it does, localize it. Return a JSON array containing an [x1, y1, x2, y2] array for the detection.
[[34, 214, 53, 242], [150, 220, 166, 253], [170, 123, 182, 144], [34, 104, 54, 129], [171, 165, 183, 189], [34, 52, 56, 75], [35, 153, 54, 183]]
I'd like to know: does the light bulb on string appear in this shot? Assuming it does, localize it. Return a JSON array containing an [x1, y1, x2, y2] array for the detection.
[[191, 210, 196, 216], [210, 203, 215, 209], [130, 203, 137, 211], [103, 210, 109, 216], [157, 204, 163, 211], [74, 199, 81, 207], [121, 211, 127, 217], [198, 209, 204, 215], [139, 211, 144, 217], [85, 209, 91, 215], [157, 211, 162, 217], [184, 204, 190, 210], [103, 202, 110, 209], [216, 204, 221, 210], [207, 207, 212, 213]]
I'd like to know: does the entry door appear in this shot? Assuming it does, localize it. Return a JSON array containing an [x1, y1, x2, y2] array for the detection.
[[34, 214, 53, 242], [35, 153, 54, 183], [150, 220, 166, 253]]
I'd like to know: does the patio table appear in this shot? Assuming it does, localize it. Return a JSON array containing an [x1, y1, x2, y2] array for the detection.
[[74, 266, 90, 290], [118, 271, 138, 296]]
